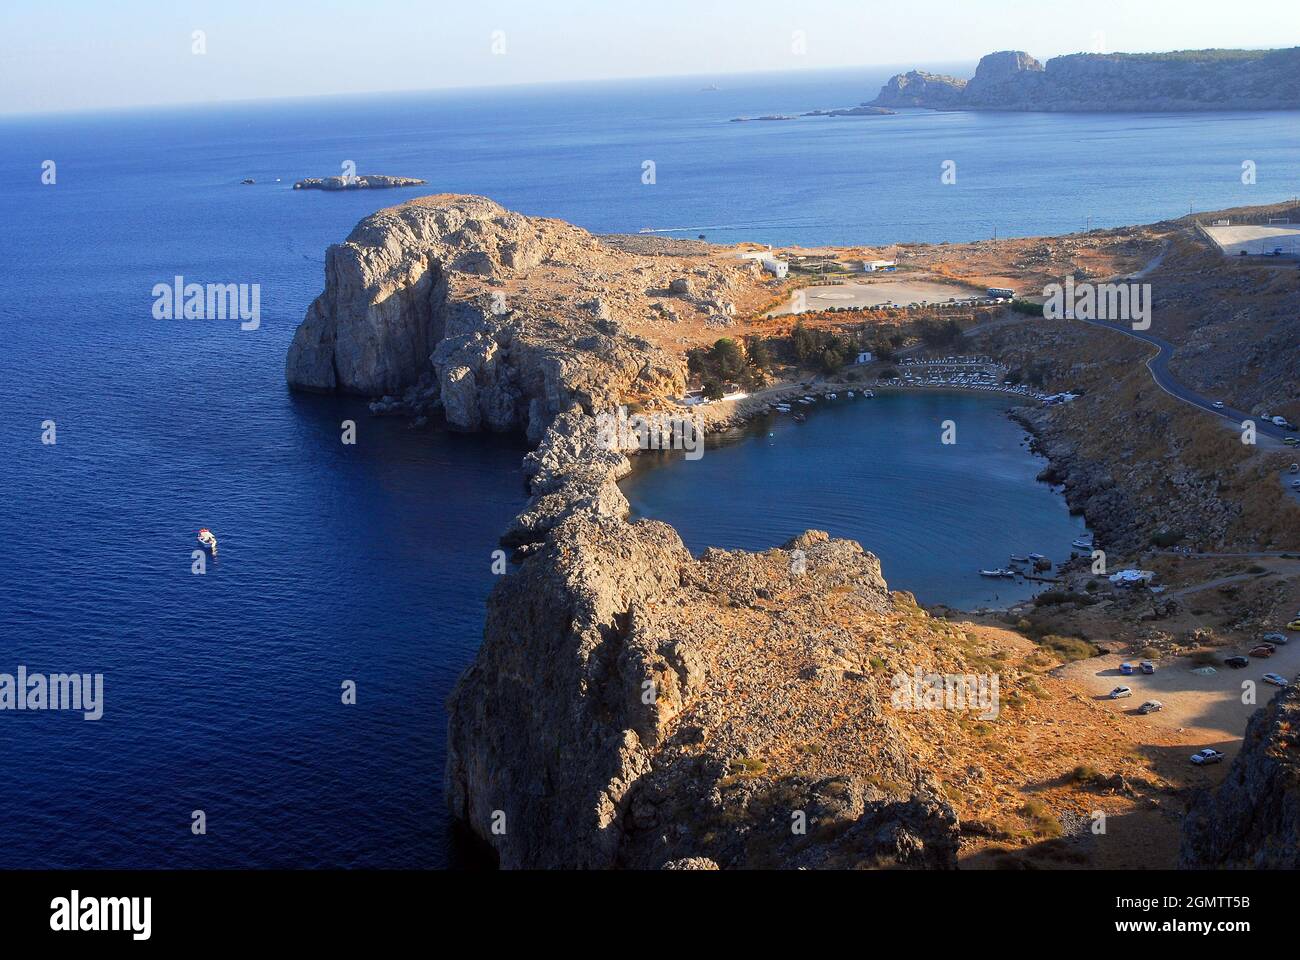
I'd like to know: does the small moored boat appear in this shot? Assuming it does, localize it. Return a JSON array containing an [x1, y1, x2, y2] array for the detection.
[[197, 528, 219, 556], [980, 568, 1016, 579]]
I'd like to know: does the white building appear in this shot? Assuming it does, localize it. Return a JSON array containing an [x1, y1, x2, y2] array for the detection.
[[1109, 569, 1156, 588], [856, 351, 874, 365], [761, 257, 789, 279], [863, 260, 896, 272]]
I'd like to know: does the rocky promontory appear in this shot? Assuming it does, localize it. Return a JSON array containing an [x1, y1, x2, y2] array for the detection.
[[872, 48, 1300, 112], [284, 194, 761, 440]]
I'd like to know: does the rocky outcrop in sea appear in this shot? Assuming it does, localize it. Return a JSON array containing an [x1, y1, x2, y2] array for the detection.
[[293, 175, 426, 190], [872, 48, 1300, 112]]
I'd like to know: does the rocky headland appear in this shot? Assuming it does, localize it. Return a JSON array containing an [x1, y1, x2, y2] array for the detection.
[[284, 194, 764, 439], [872, 48, 1300, 112]]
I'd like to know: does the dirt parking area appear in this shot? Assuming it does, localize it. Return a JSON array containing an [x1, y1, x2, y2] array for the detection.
[[1059, 640, 1299, 759], [769, 279, 985, 316]]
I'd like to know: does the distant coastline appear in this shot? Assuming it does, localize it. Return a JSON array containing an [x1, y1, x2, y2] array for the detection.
[[871, 47, 1300, 112]]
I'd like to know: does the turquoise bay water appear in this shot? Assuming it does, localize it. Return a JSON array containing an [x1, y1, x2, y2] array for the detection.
[[0, 71, 1294, 867], [622, 392, 1087, 610]]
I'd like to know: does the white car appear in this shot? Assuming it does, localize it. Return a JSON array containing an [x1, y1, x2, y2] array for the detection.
[[1212, 401, 1226, 409], [1263, 673, 1289, 688], [1109, 686, 1133, 700], [1190, 748, 1225, 766]]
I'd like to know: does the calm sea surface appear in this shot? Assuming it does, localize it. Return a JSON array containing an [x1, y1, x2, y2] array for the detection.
[[0, 71, 1295, 867]]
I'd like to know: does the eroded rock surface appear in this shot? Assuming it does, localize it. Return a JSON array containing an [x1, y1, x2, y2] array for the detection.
[[1181, 685, 1300, 869]]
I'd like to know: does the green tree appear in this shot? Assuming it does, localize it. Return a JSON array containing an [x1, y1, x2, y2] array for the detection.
[[746, 337, 773, 371], [710, 338, 746, 381]]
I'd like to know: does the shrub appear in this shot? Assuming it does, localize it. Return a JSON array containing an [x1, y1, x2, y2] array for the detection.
[[1019, 799, 1064, 838], [1151, 529, 1186, 548], [1039, 634, 1098, 661]]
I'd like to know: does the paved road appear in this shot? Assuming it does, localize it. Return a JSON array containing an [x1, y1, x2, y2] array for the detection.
[[1078, 317, 1295, 445]]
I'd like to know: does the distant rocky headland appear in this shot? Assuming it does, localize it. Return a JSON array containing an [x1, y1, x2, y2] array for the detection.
[[871, 48, 1300, 112], [293, 175, 426, 191]]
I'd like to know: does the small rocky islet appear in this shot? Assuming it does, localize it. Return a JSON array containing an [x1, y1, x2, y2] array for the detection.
[[292, 174, 426, 191]]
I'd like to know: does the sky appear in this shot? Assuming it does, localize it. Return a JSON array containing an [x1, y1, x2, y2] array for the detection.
[[1, 0, 1296, 115]]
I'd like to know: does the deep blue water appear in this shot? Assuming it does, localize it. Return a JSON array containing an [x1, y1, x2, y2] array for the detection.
[[0, 71, 1296, 868], [622, 393, 1087, 610]]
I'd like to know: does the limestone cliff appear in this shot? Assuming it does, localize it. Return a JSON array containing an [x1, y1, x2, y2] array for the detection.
[[873, 48, 1300, 112], [285, 194, 757, 442], [1181, 685, 1300, 869]]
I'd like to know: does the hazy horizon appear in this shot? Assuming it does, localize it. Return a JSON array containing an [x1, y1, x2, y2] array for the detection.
[[1, 0, 1295, 117]]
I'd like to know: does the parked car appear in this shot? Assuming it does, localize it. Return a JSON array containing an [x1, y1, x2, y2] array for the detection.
[[1263, 633, 1289, 645], [1212, 401, 1226, 410], [1250, 645, 1276, 659], [1225, 656, 1250, 669], [1285, 437, 1300, 447], [1190, 748, 1225, 766], [1288, 620, 1300, 631], [1263, 673, 1290, 688], [1110, 686, 1133, 700], [1138, 700, 1163, 714], [1120, 662, 1135, 676], [1140, 661, 1156, 675]]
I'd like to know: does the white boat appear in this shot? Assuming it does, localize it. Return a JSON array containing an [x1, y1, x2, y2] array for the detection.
[[197, 528, 219, 556], [847, 391, 855, 398], [828, 393, 838, 400], [1072, 536, 1095, 550], [980, 568, 1016, 579]]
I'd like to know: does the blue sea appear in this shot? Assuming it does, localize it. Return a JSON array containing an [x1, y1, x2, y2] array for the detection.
[[1, 69, 1297, 868]]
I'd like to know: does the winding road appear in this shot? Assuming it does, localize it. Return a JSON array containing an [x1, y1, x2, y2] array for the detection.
[[1078, 317, 1294, 445]]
